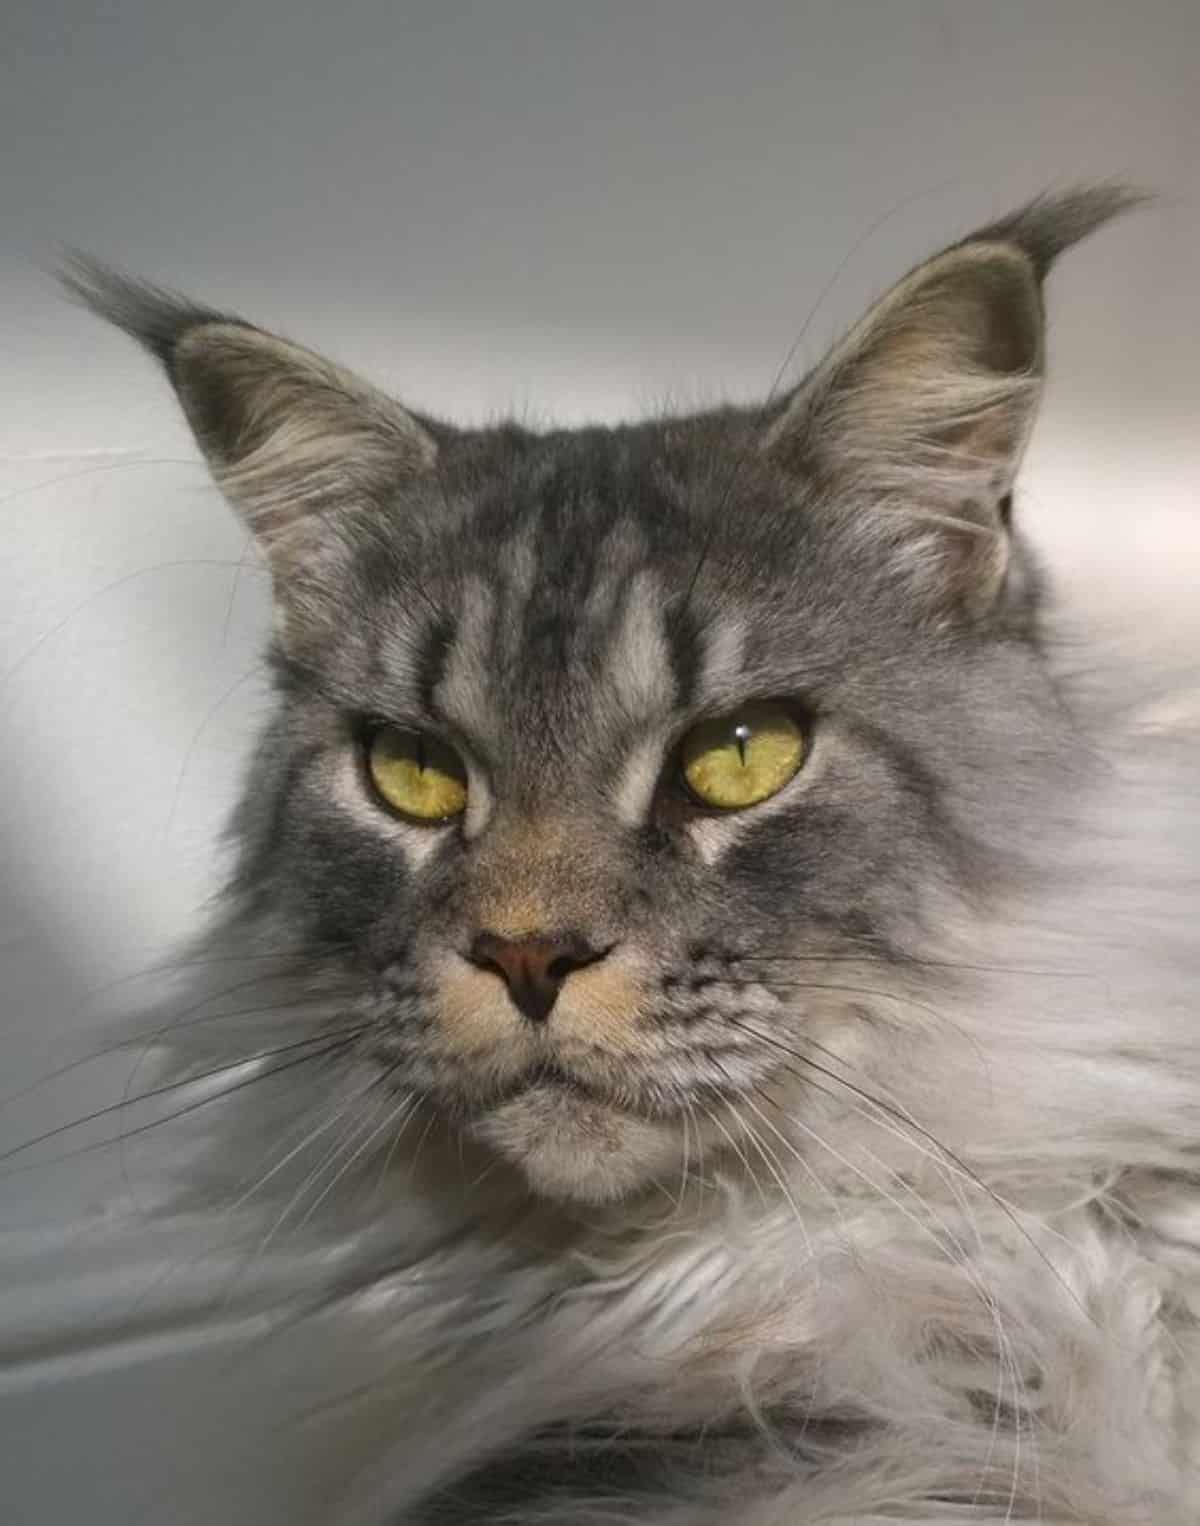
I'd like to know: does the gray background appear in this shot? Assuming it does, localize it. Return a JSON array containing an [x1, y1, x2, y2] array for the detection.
[[1, 3, 1197, 1522]]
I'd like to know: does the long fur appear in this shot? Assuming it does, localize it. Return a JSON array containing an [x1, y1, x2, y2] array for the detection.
[[13, 190, 1198, 1524]]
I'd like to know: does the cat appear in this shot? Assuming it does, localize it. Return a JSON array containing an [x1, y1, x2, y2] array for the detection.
[[58, 186, 1200, 1523]]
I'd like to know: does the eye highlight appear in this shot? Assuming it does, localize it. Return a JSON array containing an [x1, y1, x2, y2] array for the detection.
[[680, 701, 806, 811], [366, 724, 467, 823]]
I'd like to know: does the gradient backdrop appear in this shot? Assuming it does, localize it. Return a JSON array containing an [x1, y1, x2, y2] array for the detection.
[[1, 3, 1197, 1522]]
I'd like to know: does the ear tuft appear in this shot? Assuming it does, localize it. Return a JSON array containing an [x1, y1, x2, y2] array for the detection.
[[59, 252, 243, 370], [961, 184, 1149, 280], [763, 184, 1145, 613], [61, 254, 439, 558]]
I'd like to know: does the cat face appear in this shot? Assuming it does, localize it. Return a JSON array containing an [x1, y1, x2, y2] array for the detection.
[[235, 422, 1049, 1202], [66, 189, 1135, 1201]]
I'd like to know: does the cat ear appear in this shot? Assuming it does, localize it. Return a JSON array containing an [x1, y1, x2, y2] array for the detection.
[[60, 257, 438, 565], [763, 187, 1144, 612]]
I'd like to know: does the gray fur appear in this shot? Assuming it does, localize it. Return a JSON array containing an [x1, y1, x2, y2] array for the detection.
[[63, 188, 1200, 1522]]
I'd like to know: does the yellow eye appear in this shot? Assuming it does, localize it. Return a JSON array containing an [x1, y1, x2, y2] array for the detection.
[[367, 725, 467, 823], [680, 701, 806, 811]]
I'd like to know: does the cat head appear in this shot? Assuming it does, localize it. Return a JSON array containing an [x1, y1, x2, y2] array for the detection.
[[66, 189, 1138, 1203]]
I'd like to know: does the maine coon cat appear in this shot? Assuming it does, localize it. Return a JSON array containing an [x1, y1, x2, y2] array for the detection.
[[55, 188, 1200, 1523]]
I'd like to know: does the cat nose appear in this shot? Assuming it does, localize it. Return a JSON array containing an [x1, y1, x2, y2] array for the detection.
[[468, 931, 608, 1025]]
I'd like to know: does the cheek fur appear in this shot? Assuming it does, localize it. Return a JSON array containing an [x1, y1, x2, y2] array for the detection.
[[434, 960, 537, 1058], [545, 954, 656, 1057]]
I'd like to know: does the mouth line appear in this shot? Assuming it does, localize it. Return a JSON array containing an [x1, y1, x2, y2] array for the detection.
[[480, 1061, 705, 1125], [474, 1055, 688, 1122], [497, 1060, 610, 1107]]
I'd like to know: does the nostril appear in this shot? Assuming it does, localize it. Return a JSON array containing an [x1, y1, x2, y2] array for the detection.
[[467, 932, 613, 1024]]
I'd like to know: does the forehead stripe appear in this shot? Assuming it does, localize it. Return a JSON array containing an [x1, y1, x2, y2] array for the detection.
[[417, 614, 457, 717], [663, 598, 702, 711]]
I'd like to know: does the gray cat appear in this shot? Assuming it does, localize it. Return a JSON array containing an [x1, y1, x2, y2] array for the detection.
[[62, 188, 1200, 1522]]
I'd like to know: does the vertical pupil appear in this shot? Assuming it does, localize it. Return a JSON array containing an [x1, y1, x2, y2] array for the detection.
[[416, 735, 427, 774], [733, 722, 752, 765]]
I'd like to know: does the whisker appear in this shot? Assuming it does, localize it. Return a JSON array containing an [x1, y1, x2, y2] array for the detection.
[[0, 1023, 371, 1167], [220, 533, 256, 646], [0, 456, 207, 511], [2, 561, 272, 692], [237, 1060, 409, 1275], [406, 1106, 440, 1183], [293, 1089, 421, 1232], [228, 1084, 405, 1224], [729, 1098, 814, 1266], [0, 1036, 362, 1181], [159, 665, 268, 846], [373, 1093, 428, 1202], [749, 1044, 1044, 1515], [725, 1013, 1091, 1325], [698, 1102, 768, 1209], [738, 1086, 848, 1246], [117, 1081, 392, 1324], [748, 1081, 1033, 1449], [202, 1076, 417, 1311], [750, 1077, 1034, 1509], [734, 951, 1093, 982], [683, 1095, 708, 1193], [677, 1098, 693, 1209], [652, 1173, 683, 1215], [724, 975, 970, 1035], [0, 963, 349, 1109]]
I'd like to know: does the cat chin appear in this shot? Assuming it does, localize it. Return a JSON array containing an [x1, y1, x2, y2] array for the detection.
[[471, 1085, 682, 1204]]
